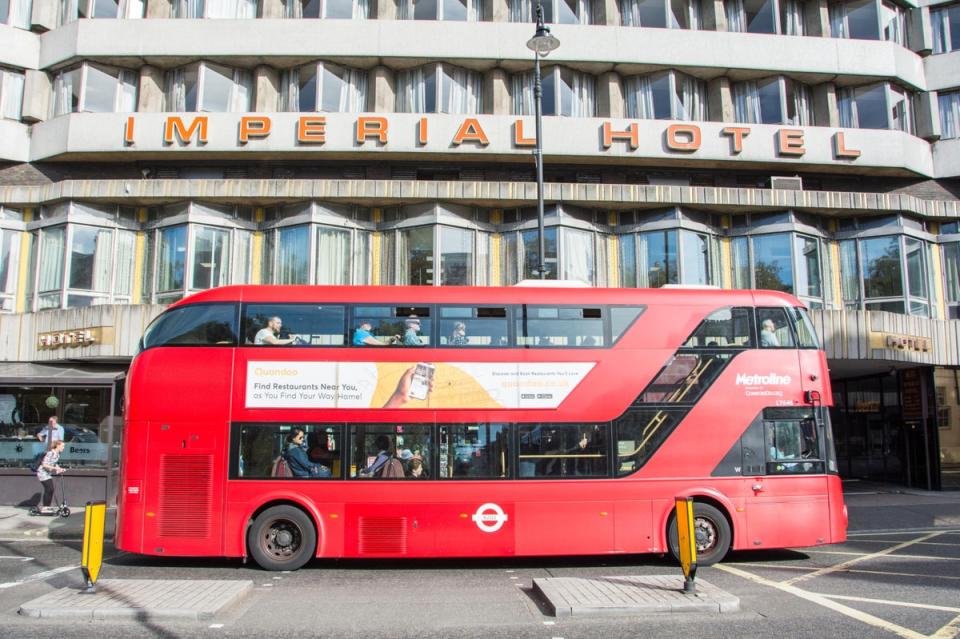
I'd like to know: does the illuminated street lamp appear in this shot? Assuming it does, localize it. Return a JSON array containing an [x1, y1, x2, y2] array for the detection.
[[526, 2, 560, 279]]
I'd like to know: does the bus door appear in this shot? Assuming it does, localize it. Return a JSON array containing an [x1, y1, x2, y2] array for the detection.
[[744, 407, 830, 549], [142, 420, 226, 556]]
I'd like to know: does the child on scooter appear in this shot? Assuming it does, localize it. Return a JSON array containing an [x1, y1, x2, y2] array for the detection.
[[35, 440, 65, 514]]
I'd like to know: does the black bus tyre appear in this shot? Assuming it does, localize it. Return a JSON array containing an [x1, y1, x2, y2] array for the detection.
[[667, 502, 731, 566], [248, 505, 317, 571]]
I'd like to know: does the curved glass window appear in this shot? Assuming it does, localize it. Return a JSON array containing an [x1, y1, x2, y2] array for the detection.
[[512, 67, 596, 117], [932, 4, 960, 53], [509, 0, 592, 23], [730, 232, 824, 308], [839, 83, 914, 133], [839, 234, 931, 316], [620, 0, 701, 27], [399, 0, 484, 19], [733, 76, 812, 126], [165, 63, 253, 112], [284, 0, 369, 17], [51, 63, 137, 117], [174, 0, 256, 17], [0, 226, 21, 312], [625, 71, 707, 121], [0, 68, 25, 121], [620, 228, 715, 288], [140, 303, 238, 350], [1, 0, 33, 28], [396, 64, 482, 114], [281, 62, 367, 112], [940, 91, 960, 140], [60, 0, 144, 21]]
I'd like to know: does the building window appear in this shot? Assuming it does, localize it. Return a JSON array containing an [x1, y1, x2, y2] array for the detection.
[[509, 0, 594, 24], [399, 0, 485, 20], [940, 90, 960, 140], [943, 241, 960, 318], [620, 0, 701, 28], [281, 62, 367, 112], [513, 67, 597, 117], [620, 229, 714, 288], [503, 226, 604, 284], [838, 83, 913, 133], [50, 64, 137, 118], [283, 0, 369, 17], [0, 225, 21, 313], [932, 4, 960, 53], [396, 64, 482, 114], [731, 232, 824, 307], [0, 68, 24, 121], [830, 0, 905, 44], [165, 62, 253, 112], [34, 220, 136, 310], [393, 225, 485, 286], [733, 76, 812, 126], [0, 0, 32, 28], [174, 0, 256, 17], [151, 202, 254, 302], [59, 0, 143, 22], [263, 203, 371, 286], [624, 71, 707, 121], [840, 234, 932, 316]]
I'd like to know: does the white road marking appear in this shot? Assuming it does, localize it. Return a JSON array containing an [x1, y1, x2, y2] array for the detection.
[[786, 532, 943, 585], [0, 556, 34, 561], [728, 563, 960, 581], [717, 564, 927, 639], [0, 565, 76, 590], [848, 528, 960, 537], [209, 624, 224, 629], [841, 539, 960, 547], [820, 594, 960, 614], [542, 621, 555, 625], [931, 614, 960, 639], [801, 549, 960, 563]]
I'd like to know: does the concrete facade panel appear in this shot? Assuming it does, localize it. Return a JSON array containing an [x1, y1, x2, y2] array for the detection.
[[30, 20, 928, 90], [923, 51, 960, 92], [0, 25, 40, 70], [933, 138, 960, 178], [26, 112, 937, 176], [0, 120, 32, 163]]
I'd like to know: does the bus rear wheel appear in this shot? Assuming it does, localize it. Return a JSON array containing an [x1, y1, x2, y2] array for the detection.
[[248, 505, 316, 571], [667, 502, 731, 566]]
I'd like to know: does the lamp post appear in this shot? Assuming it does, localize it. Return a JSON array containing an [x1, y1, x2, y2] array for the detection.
[[526, 2, 559, 279]]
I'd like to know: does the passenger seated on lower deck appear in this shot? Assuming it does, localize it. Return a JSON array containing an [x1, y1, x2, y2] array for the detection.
[[283, 429, 331, 478], [360, 434, 392, 477]]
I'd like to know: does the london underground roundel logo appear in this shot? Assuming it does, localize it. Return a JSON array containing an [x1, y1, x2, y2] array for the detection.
[[471, 502, 508, 533]]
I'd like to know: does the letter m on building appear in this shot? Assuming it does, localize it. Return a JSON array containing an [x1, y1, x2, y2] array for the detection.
[[164, 116, 209, 145]]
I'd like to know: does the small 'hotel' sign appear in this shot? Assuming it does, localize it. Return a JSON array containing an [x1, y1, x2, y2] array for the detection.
[[869, 331, 932, 354], [37, 326, 113, 349]]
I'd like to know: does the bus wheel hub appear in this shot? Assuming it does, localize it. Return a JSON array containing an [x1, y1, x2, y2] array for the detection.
[[274, 529, 294, 548]]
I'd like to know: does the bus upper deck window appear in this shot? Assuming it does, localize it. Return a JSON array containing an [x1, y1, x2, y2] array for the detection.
[[683, 307, 753, 349], [791, 307, 820, 348], [438, 306, 508, 347], [518, 306, 604, 348], [757, 307, 797, 349], [352, 306, 432, 347], [243, 304, 346, 346], [140, 303, 238, 350]]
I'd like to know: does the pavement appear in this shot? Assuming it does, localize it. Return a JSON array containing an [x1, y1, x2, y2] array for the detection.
[[0, 480, 958, 638], [0, 503, 113, 542]]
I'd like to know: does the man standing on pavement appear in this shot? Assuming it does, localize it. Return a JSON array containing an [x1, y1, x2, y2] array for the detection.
[[36, 416, 64, 450]]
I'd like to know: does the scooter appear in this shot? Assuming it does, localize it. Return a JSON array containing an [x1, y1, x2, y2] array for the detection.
[[28, 471, 71, 518]]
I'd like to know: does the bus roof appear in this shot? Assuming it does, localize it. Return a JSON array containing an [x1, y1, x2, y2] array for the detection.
[[167, 285, 805, 309]]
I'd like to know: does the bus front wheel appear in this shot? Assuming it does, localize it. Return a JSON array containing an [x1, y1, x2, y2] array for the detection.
[[667, 502, 731, 566], [248, 505, 317, 571]]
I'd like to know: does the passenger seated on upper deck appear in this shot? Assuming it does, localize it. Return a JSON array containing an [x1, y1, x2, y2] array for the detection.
[[353, 321, 393, 346], [255, 316, 297, 345], [402, 316, 425, 346], [448, 322, 467, 346]]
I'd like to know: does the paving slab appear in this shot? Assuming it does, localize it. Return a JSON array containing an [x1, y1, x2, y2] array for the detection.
[[533, 575, 740, 617], [18, 579, 253, 621]]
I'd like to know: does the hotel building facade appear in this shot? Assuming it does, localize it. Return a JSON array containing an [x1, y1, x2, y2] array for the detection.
[[0, 0, 959, 501]]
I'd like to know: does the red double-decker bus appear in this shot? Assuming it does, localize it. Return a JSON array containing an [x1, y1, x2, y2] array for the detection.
[[116, 284, 846, 571]]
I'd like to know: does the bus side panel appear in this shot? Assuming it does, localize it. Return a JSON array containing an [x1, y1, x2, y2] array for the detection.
[[613, 499, 655, 553], [140, 420, 227, 556], [515, 500, 615, 555], [743, 476, 830, 549], [827, 474, 848, 544], [114, 419, 145, 554]]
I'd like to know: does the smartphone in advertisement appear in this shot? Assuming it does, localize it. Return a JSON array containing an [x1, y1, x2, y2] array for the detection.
[[408, 362, 435, 400]]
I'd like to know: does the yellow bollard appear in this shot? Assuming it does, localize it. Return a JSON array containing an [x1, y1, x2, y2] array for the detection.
[[675, 497, 698, 594], [81, 501, 106, 594]]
